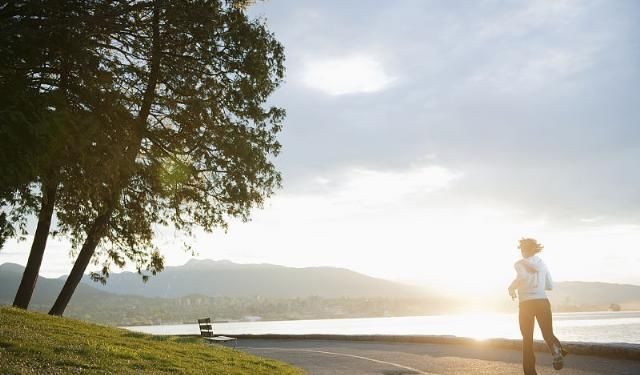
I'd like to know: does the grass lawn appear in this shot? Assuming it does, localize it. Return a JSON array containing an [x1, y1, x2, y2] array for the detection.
[[0, 306, 305, 374]]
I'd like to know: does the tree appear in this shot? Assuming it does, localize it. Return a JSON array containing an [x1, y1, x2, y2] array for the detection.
[[48, 0, 285, 315], [1, 0, 132, 308]]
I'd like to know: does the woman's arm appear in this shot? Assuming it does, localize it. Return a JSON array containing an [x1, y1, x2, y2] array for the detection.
[[508, 263, 528, 298]]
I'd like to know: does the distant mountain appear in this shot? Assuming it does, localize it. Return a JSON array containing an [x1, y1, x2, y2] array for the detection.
[[3, 260, 640, 304], [550, 281, 640, 307], [80, 259, 432, 299], [0, 262, 448, 325], [0, 263, 111, 310], [2, 261, 640, 322]]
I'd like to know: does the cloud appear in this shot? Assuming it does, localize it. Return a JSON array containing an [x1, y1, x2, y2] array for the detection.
[[474, 0, 587, 40], [301, 55, 395, 95], [580, 216, 605, 224], [466, 47, 597, 94], [333, 165, 461, 206], [266, 163, 462, 222], [262, 0, 640, 226]]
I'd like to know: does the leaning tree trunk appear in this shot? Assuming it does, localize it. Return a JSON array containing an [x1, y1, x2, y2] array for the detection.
[[13, 180, 58, 309], [48, 0, 162, 316], [15, 6, 74, 309], [48, 211, 111, 316]]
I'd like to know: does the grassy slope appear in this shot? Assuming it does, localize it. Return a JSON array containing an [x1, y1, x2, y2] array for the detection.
[[0, 307, 304, 374]]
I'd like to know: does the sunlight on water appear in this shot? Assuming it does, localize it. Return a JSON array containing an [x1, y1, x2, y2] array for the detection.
[[125, 311, 640, 344], [448, 312, 513, 340]]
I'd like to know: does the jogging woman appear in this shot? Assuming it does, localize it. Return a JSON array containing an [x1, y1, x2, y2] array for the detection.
[[508, 238, 567, 374]]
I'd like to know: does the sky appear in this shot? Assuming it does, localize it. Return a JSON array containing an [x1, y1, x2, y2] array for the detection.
[[1, 0, 639, 297]]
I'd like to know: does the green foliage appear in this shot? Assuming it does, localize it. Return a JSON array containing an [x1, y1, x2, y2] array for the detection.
[[71, 0, 286, 282], [0, 306, 304, 374], [0, 0, 133, 248], [0, 212, 13, 248], [1, 0, 285, 291]]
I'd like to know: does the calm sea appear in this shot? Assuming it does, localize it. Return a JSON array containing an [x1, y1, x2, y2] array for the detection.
[[124, 311, 640, 344]]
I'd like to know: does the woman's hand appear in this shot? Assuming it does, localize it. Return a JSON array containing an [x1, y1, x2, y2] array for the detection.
[[508, 286, 517, 300]]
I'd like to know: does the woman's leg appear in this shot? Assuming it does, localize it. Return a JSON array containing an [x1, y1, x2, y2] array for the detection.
[[535, 299, 565, 370], [519, 301, 537, 375], [535, 299, 561, 351]]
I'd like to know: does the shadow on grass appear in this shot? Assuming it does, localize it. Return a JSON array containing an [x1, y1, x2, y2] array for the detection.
[[150, 335, 173, 342], [173, 336, 200, 344], [122, 331, 200, 344]]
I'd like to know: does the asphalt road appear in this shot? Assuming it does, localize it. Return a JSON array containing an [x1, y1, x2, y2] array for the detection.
[[238, 339, 640, 375]]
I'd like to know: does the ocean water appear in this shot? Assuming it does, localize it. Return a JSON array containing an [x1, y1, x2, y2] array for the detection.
[[124, 310, 640, 344]]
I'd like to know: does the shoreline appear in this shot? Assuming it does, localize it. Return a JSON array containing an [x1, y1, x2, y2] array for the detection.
[[119, 309, 640, 327], [221, 334, 640, 361]]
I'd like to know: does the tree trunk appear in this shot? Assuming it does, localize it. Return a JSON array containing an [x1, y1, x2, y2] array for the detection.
[[13, 181, 58, 309], [48, 1, 162, 316], [14, 5, 70, 310], [48, 211, 111, 316]]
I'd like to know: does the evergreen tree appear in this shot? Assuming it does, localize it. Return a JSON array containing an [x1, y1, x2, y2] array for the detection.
[[0, 0, 131, 308], [48, 0, 285, 315]]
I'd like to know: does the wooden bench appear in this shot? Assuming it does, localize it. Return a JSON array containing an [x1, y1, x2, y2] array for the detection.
[[197, 318, 237, 348]]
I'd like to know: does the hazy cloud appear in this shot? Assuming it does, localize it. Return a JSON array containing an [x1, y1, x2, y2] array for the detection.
[[301, 55, 395, 95], [251, 0, 640, 225]]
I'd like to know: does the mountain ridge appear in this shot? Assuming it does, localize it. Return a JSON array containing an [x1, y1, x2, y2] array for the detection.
[[79, 258, 432, 299], [2, 260, 640, 307]]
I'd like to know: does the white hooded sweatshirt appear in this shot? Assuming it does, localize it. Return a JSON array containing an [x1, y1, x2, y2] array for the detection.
[[509, 255, 553, 302]]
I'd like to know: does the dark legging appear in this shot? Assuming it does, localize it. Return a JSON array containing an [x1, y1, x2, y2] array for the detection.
[[519, 298, 562, 375]]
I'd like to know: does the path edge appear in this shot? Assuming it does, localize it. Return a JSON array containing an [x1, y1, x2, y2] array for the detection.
[[220, 334, 640, 361]]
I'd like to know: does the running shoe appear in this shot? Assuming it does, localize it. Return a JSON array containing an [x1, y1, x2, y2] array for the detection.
[[552, 345, 566, 370]]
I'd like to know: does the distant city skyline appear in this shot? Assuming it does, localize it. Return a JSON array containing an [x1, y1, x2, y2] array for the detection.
[[2, 0, 639, 296]]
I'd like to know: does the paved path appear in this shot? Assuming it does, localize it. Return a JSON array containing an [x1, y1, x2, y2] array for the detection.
[[238, 339, 640, 375]]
